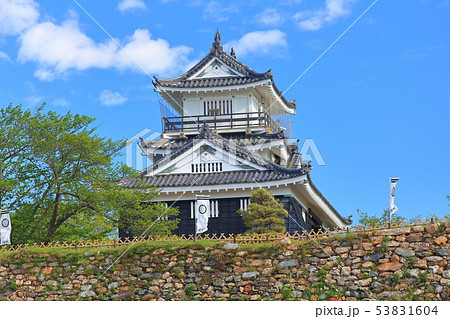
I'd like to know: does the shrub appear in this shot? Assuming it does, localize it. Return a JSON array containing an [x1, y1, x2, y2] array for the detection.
[[238, 189, 288, 234]]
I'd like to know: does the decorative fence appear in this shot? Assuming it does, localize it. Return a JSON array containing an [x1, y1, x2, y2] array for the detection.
[[1, 217, 448, 252]]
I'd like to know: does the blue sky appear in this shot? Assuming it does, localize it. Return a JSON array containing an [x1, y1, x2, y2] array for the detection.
[[0, 0, 449, 222]]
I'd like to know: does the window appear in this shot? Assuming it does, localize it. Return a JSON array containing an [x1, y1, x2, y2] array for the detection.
[[210, 200, 219, 218], [239, 198, 250, 212], [204, 100, 233, 115], [190, 200, 219, 218], [191, 162, 222, 173]]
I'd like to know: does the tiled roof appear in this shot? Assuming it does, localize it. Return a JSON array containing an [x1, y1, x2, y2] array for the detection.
[[140, 131, 288, 150], [123, 123, 312, 188], [122, 123, 351, 227], [155, 76, 270, 89], [147, 124, 276, 173], [290, 153, 303, 169], [121, 169, 305, 188], [153, 31, 296, 110], [147, 124, 310, 173], [154, 30, 270, 86]]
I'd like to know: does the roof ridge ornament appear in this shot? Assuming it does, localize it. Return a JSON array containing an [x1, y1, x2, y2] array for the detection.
[[230, 47, 236, 59], [214, 28, 221, 43], [199, 122, 213, 136], [211, 28, 223, 52]]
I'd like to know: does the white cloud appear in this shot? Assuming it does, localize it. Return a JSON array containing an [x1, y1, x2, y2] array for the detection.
[[0, 51, 11, 61], [118, 0, 147, 13], [34, 68, 58, 82], [18, 20, 118, 77], [0, 0, 40, 35], [225, 30, 287, 57], [25, 94, 45, 106], [99, 90, 128, 106], [294, 0, 357, 31], [18, 19, 193, 80], [255, 9, 285, 27], [51, 97, 71, 107], [203, 1, 238, 22], [22, 81, 71, 107], [116, 29, 192, 75]]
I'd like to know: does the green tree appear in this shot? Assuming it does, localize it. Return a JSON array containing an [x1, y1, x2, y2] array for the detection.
[[238, 189, 288, 234], [0, 105, 37, 210], [1, 104, 179, 243], [357, 208, 406, 228]]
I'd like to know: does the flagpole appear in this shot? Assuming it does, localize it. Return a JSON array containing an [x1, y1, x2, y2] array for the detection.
[[389, 177, 392, 229], [194, 212, 197, 243], [389, 177, 400, 229], [194, 195, 197, 242]]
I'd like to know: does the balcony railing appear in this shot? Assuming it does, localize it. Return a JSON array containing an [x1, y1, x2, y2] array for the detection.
[[161, 111, 281, 134]]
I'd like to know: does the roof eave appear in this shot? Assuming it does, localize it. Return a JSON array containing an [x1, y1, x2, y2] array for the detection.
[[303, 174, 352, 227], [155, 78, 273, 93]]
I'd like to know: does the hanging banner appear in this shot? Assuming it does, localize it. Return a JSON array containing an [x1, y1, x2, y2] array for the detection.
[[389, 178, 400, 216], [195, 195, 210, 234], [0, 211, 11, 245]]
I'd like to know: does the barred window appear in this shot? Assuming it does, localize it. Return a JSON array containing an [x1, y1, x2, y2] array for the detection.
[[210, 200, 219, 218], [203, 100, 233, 115], [191, 162, 222, 173], [190, 200, 219, 218], [239, 198, 250, 212]]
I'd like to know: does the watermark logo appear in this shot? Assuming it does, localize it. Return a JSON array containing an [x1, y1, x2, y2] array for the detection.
[[126, 128, 326, 174], [252, 137, 326, 166], [299, 138, 326, 166], [188, 137, 326, 171], [126, 128, 160, 171]]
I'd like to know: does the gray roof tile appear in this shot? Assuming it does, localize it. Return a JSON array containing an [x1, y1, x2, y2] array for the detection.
[[152, 32, 296, 110], [123, 124, 311, 188], [122, 169, 304, 188]]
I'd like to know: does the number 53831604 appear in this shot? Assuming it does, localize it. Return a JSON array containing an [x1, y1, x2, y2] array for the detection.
[[376, 306, 438, 316]]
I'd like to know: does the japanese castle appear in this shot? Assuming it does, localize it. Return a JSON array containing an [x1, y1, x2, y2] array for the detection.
[[122, 31, 352, 236]]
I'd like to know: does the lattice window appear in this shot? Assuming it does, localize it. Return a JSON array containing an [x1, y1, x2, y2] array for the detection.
[[190, 200, 219, 218], [239, 198, 250, 212], [190, 201, 195, 219], [203, 100, 233, 115], [210, 200, 219, 218], [191, 162, 223, 173]]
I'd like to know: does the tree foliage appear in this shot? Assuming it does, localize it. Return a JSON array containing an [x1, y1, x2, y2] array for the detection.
[[357, 197, 450, 228], [357, 209, 405, 228], [0, 104, 179, 243], [238, 189, 288, 234]]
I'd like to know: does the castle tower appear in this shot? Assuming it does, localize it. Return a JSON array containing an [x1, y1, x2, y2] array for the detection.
[[122, 31, 351, 236]]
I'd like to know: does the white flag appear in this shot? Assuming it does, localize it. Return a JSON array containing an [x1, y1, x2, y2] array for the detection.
[[0, 211, 11, 245], [195, 196, 210, 234], [390, 178, 400, 216]]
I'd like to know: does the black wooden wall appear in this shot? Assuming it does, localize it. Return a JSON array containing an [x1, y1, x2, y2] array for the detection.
[[168, 195, 314, 236], [167, 198, 246, 236], [119, 195, 319, 239]]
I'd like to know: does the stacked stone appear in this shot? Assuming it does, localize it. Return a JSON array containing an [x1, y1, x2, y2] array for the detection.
[[0, 222, 449, 301]]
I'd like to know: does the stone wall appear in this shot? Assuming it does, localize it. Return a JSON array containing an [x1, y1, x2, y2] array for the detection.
[[1, 222, 449, 301]]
